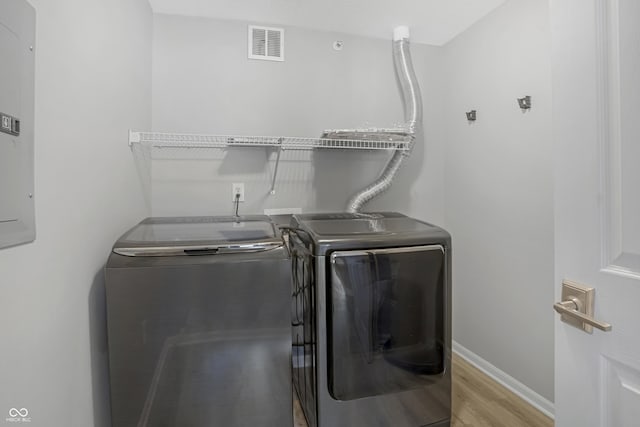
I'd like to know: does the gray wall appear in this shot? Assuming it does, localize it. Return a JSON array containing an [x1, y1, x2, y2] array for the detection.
[[0, 0, 152, 425], [442, 0, 554, 402], [150, 14, 446, 225], [151, 6, 554, 405], [0, 3, 556, 425]]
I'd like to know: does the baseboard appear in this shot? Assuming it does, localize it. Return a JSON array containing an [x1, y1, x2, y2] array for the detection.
[[452, 341, 555, 419]]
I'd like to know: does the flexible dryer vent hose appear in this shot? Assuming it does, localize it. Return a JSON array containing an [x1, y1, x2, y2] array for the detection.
[[346, 26, 423, 213]]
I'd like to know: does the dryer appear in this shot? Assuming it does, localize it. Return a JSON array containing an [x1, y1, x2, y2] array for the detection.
[[105, 216, 292, 427], [289, 212, 451, 427]]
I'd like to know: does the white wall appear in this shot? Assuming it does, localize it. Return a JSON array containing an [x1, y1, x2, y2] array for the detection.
[[0, 0, 152, 426], [443, 0, 554, 402], [147, 0, 509, 46], [150, 14, 445, 225]]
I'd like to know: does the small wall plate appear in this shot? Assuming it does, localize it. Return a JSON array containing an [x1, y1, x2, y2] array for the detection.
[[561, 280, 595, 333]]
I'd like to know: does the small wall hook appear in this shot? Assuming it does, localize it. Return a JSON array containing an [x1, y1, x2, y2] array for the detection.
[[466, 110, 477, 121], [517, 96, 531, 110]]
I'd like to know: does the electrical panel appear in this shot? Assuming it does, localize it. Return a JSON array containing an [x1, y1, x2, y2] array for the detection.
[[0, 0, 36, 249]]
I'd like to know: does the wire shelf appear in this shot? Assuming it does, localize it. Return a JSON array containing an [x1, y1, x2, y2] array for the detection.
[[129, 131, 411, 151], [128, 130, 411, 197]]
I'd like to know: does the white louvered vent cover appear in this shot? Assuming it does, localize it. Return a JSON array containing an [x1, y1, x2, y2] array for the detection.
[[248, 25, 284, 61]]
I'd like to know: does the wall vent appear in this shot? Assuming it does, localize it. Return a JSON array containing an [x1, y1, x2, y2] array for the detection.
[[248, 25, 284, 61]]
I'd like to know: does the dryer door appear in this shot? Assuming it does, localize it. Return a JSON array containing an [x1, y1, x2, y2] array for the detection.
[[328, 245, 446, 400]]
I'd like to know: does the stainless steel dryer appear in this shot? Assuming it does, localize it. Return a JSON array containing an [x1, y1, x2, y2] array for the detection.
[[105, 216, 292, 427], [289, 212, 451, 427]]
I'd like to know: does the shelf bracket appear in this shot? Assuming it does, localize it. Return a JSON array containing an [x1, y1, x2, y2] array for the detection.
[[269, 138, 284, 195], [128, 130, 141, 148]]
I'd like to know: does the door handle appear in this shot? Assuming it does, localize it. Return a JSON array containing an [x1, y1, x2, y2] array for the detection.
[[554, 280, 612, 333], [554, 299, 612, 332]]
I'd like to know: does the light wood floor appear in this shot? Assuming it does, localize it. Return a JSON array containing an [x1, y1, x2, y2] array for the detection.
[[294, 354, 553, 427], [452, 355, 552, 427]]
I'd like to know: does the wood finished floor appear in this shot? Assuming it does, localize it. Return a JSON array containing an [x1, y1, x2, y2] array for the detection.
[[451, 355, 552, 427], [294, 354, 553, 427]]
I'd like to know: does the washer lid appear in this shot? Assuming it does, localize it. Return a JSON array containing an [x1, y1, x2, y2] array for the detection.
[[112, 216, 283, 257]]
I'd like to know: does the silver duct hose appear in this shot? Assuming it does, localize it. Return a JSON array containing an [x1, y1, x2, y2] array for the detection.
[[346, 26, 423, 213]]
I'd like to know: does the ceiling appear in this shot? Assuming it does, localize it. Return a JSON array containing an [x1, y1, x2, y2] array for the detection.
[[147, 0, 508, 46]]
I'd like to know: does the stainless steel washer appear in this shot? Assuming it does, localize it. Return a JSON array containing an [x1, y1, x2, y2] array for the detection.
[[105, 216, 292, 427], [289, 212, 451, 427]]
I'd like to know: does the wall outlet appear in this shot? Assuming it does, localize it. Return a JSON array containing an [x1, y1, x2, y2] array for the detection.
[[232, 183, 245, 202]]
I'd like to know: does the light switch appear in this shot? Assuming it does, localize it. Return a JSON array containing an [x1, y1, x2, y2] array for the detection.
[[0, 113, 20, 136]]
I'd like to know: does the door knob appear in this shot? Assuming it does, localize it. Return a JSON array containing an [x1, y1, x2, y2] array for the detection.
[[554, 280, 612, 333]]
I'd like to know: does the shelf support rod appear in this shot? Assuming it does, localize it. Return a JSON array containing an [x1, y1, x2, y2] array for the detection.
[[269, 138, 284, 195]]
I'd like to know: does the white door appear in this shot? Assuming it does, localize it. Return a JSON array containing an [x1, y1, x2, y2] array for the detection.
[[551, 0, 640, 426]]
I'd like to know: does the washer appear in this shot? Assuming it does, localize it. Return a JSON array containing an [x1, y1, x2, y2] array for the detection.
[[289, 212, 451, 427], [105, 216, 292, 427]]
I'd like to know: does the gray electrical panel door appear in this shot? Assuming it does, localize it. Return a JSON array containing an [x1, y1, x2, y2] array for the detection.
[[0, 0, 35, 249]]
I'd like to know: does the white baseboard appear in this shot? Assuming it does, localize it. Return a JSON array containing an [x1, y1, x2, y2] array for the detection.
[[452, 341, 555, 419]]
